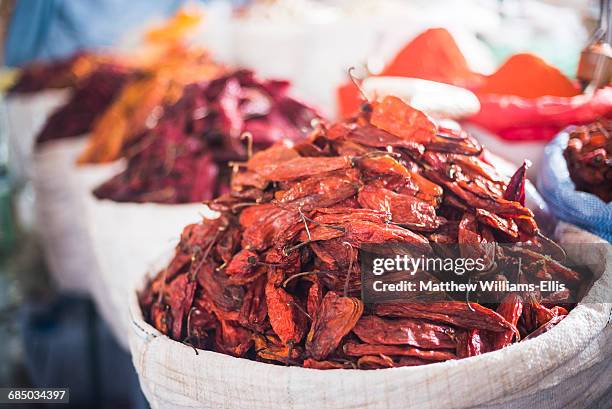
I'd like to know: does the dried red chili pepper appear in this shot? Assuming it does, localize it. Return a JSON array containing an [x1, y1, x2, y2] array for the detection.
[[306, 277, 323, 321], [564, 120, 612, 202], [303, 218, 431, 251], [475, 208, 519, 238], [277, 172, 361, 211], [305, 292, 363, 360], [374, 302, 518, 335], [150, 302, 171, 336], [238, 275, 268, 332], [37, 63, 133, 144], [492, 294, 523, 350], [357, 185, 442, 230], [370, 96, 437, 144], [226, 249, 263, 285], [506, 247, 581, 286], [166, 273, 197, 340], [187, 296, 217, 349], [456, 329, 486, 358], [265, 281, 307, 345], [197, 263, 244, 320], [303, 359, 348, 370], [458, 212, 495, 267], [343, 342, 456, 362], [352, 315, 456, 349], [503, 161, 529, 205], [345, 123, 426, 153], [254, 334, 301, 364], [357, 355, 395, 369], [395, 357, 431, 367], [240, 205, 300, 251], [214, 319, 253, 357], [253, 156, 353, 182]]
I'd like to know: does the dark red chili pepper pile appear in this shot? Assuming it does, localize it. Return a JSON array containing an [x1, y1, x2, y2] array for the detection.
[[140, 96, 584, 369], [36, 63, 134, 145], [564, 120, 612, 202], [9, 52, 92, 94], [93, 69, 320, 203]]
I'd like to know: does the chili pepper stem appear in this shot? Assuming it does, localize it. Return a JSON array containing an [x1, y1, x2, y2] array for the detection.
[[190, 229, 221, 281], [298, 207, 312, 242], [342, 241, 355, 297], [288, 300, 312, 321], [295, 211, 347, 234], [348, 66, 370, 104], [181, 337, 199, 356], [241, 131, 254, 159], [281, 271, 332, 288], [283, 240, 312, 256]]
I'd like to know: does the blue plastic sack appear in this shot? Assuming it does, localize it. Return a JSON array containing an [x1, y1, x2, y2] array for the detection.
[[537, 128, 612, 242]]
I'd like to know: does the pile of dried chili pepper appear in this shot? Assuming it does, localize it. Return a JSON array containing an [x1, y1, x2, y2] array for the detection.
[[140, 95, 586, 369], [8, 52, 102, 94], [564, 120, 612, 202], [93, 69, 319, 203], [36, 63, 134, 145], [77, 45, 225, 164]]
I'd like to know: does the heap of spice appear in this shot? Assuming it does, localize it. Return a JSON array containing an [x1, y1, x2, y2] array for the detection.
[[477, 53, 580, 99], [77, 46, 225, 164], [93, 70, 319, 203], [381, 28, 482, 88], [564, 120, 612, 202], [36, 63, 134, 144], [8, 52, 104, 94], [31, 9, 207, 146], [140, 95, 586, 369]]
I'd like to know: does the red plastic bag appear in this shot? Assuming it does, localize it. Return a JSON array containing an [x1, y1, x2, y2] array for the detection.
[[468, 87, 612, 141]]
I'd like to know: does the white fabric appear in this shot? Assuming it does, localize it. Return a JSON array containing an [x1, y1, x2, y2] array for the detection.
[[197, 2, 497, 117], [362, 77, 480, 119], [31, 137, 123, 294], [5, 90, 70, 182], [29, 131, 212, 349], [85, 197, 211, 349], [128, 222, 611, 409]]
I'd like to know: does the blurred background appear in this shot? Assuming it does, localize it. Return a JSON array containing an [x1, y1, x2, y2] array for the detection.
[[0, 0, 608, 408]]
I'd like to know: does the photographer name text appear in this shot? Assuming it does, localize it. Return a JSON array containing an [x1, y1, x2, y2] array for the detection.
[[371, 280, 566, 293]]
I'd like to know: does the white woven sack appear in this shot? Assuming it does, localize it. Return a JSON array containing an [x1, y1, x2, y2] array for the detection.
[[85, 196, 212, 349], [128, 222, 611, 409], [4, 90, 70, 182], [31, 137, 123, 294]]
